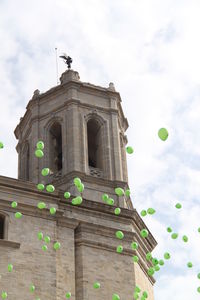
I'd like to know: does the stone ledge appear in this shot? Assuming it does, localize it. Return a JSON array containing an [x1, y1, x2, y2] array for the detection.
[[0, 239, 20, 249]]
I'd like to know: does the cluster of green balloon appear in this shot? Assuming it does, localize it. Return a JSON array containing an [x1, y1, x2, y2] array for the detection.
[[74, 177, 84, 193], [102, 193, 115, 206], [11, 201, 23, 219], [167, 227, 189, 243], [158, 128, 168, 141], [133, 285, 148, 299], [35, 141, 44, 158], [37, 231, 60, 251], [146, 252, 170, 276], [0, 142, 4, 149], [140, 208, 156, 217]]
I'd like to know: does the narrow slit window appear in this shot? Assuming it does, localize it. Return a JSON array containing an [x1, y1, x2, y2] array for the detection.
[[0, 215, 5, 239], [49, 122, 62, 172], [87, 119, 103, 169]]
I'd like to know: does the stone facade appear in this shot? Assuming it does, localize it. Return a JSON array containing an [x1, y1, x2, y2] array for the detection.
[[0, 69, 157, 299]]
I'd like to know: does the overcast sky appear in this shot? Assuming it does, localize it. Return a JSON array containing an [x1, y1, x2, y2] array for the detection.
[[0, 0, 200, 299]]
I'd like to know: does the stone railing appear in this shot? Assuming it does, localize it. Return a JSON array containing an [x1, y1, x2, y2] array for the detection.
[[89, 167, 103, 178]]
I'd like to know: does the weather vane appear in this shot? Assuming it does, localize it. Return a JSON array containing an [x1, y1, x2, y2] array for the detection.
[[59, 53, 73, 69]]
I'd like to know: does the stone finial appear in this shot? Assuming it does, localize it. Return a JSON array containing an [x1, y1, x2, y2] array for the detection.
[[32, 89, 40, 99], [60, 69, 80, 84], [108, 82, 116, 91]]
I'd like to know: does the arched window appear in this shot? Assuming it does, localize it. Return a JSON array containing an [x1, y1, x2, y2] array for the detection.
[[49, 122, 62, 172], [87, 119, 103, 169], [0, 214, 5, 239]]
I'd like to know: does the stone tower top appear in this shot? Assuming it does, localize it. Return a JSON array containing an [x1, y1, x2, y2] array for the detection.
[[60, 69, 80, 84], [14, 69, 132, 209]]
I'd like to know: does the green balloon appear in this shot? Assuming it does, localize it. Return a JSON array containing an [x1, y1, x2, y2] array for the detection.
[[37, 202, 46, 209], [187, 262, 193, 268], [152, 258, 159, 266], [107, 198, 114, 205], [37, 183, 45, 191], [46, 184, 55, 193], [64, 192, 71, 199], [146, 252, 152, 261], [132, 255, 139, 263], [1, 292, 7, 299], [198, 227, 200, 233], [11, 201, 17, 208], [29, 284, 35, 292], [37, 232, 43, 240], [154, 265, 160, 272], [77, 183, 84, 193], [147, 267, 154, 276], [147, 208, 156, 215], [140, 229, 148, 238], [65, 292, 71, 298], [73, 177, 81, 186], [164, 252, 170, 260], [102, 194, 109, 202], [140, 210, 147, 217], [50, 207, 56, 215], [112, 294, 120, 300], [182, 235, 188, 242], [15, 212, 22, 219], [131, 242, 138, 250], [159, 259, 164, 266], [126, 146, 134, 154], [36, 141, 44, 150], [116, 245, 123, 253], [171, 233, 178, 239], [53, 242, 61, 250], [93, 282, 100, 289], [197, 273, 200, 279], [44, 236, 51, 243], [72, 196, 83, 205], [158, 128, 168, 141], [142, 291, 148, 298], [197, 287, 200, 293], [116, 231, 124, 239], [175, 203, 182, 209], [7, 264, 13, 272], [0, 142, 4, 149], [35, 149, 44, 158], [125, 189, 130, 197], [167, 227, 172, 233], [42, 245, 48, 251], [134, 285, 141, 293], [41, 168, 50, 176], [114, 208, 121, 215], [115, 187, 124, 197]]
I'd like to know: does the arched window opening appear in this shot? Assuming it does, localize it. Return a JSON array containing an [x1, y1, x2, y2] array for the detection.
[[49, 122, 62, 172], [0, 215, 5, 239], [87, 119, 103, 169]]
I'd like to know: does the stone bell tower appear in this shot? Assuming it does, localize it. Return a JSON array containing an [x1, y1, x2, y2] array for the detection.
[[11, 66, 157, 300], [14, 68, 132, 208]]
